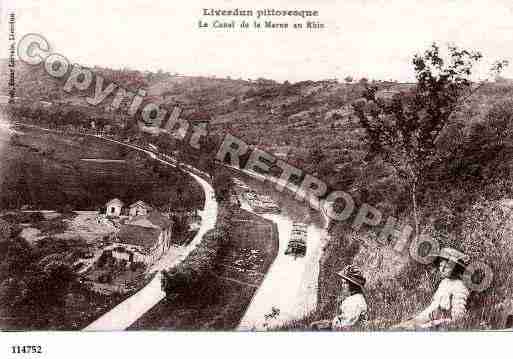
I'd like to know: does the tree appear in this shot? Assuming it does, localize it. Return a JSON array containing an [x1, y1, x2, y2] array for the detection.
[[0, 233, 32, 279], [0, 278, 28, 308], [170, 213, 189, 235], [0, 219, 20, 241], [161, 227, 227, 300], [212, 168, 234, 203], [352, 43, 508, 239], [344, 76, 353, 83]]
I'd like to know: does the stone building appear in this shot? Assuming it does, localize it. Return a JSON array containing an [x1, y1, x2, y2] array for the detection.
[[128, 200, 152, 218], [106, 211, 174, 266]]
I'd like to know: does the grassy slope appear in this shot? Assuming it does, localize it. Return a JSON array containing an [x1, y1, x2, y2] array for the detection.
[[0, 127, 204, 210]]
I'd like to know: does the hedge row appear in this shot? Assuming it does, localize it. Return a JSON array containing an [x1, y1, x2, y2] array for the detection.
[[161, 207, 232, 297]]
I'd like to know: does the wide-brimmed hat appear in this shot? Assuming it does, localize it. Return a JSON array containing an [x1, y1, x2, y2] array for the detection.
[[336, 265, 366, 288], [433, 247, 470, 268]]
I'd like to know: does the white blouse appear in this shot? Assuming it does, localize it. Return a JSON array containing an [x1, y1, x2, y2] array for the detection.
[[332, 293, 368, 330], [416, 278, 469, 323]]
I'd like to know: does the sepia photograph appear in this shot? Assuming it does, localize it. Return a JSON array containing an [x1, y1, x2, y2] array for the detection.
[[1, 2, 513, 352]]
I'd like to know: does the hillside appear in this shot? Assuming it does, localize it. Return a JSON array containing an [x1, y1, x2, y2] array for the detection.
[[6, 59, 513, 227], [5, 57, 513, 329], [2, 59, 400, 176], [0, 126, 204, 211]]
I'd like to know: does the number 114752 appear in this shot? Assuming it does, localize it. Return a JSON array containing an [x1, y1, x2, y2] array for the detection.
[[11, 346, 42, 354]]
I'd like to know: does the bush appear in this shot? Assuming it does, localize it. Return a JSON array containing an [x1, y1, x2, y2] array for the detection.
[[1, 212, 45, 224], [212, 168, 234, 203], [98, 273, 112, 284], [129, 261, 145, 272], [0, 236, 33, 279], [97, 250, 112, 269], [0, 218, 21, 241], [58, 204, 76, 218], [33, 218, 68, 235], [34, 237, 85, 257], [0, 277, 29, 308], [161, 225, 230, 298]]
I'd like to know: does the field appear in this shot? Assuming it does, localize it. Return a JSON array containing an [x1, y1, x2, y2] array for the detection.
[[0, 281, 131, 330], [0, 126, 204, 211]]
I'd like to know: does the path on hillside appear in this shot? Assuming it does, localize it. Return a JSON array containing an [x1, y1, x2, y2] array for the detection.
[[11, 122, 218, 331], [234, 171, 329, 330]]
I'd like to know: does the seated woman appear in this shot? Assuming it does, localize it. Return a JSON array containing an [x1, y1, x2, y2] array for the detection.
[[394, 247, 470, 330], [311, 265, 368, 330]]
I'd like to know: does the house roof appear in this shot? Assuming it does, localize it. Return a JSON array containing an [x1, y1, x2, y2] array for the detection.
[[116, 224, 161, 250], [106, 198, 124, 207], [128, 212, 173, 230], [129, 200, 152, 210]]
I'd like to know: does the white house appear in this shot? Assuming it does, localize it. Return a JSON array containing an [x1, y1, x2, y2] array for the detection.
[[105, 198, 124, 217], [128, 201, 152, 218]]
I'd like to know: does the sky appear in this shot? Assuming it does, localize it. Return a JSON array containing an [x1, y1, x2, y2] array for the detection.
[[2, 0, 513, 82]]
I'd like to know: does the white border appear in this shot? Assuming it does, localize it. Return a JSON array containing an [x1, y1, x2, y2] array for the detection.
[[0, 331, 511, 359]]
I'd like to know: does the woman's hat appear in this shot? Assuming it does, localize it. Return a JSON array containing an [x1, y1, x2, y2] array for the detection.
[[435, 247, 470, 268], [336, 265, 366, 288]]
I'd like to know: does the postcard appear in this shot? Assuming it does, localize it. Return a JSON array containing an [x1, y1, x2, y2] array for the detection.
[[1, 1, 512, 357]]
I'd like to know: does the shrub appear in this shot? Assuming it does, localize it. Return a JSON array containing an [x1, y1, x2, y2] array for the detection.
[[58, 204, 76, 218], [0, 236, 33, 279], [0, 219, 21, 241], [0, 277, 29, 309], [1, 212, 45, 224], [97, 250, 112, 269], [161, 224, 230, 298], [98, 273, 112, 284], [33, 218, 68, 235], [129, 261, 144, 272]]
